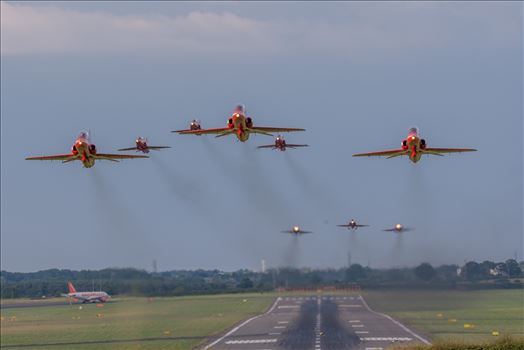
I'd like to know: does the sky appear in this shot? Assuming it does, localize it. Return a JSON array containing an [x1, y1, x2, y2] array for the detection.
[[1, 1, 522, 272]]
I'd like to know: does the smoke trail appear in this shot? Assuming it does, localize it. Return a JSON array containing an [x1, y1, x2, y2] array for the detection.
[[88, 170, 150, 261], [149, 155, 206, 210], [282, 235, 302, 268]]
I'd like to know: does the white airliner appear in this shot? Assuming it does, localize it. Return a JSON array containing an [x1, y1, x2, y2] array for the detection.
[[62, 281, 110, 303]]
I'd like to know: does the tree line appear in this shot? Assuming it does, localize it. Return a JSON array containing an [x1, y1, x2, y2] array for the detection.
[[1, 259, 522, 299]]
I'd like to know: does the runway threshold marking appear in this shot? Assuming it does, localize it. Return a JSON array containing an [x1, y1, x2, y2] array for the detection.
[[277, 321, 289, 324], [351, 324, 364, 328], [358, 295, 431, 345], [355, 331, 369, 334], [349, 320, 361, 323], [365, 347, 383, 350], [274, 326, 286, 329], [202, 297, 281, 350]]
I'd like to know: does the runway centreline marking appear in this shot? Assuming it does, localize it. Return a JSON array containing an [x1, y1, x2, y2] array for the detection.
[[273, 326, 286, 329], [351, 324, 364, 328], [349, 320, 361, 323], [277, 321, 289, 324], [358, 295, 431, 345], [360, 337, 412, 341], [202, 297, 281, 350], [355, 331, 369, 334]]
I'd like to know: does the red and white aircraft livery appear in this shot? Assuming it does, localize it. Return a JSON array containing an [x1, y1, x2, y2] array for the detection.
[[353, 127, 477, 163], [257, 135, 308, 151], [337, 219, 369, 230], [383, 223, 413, 233], [118, 137, 171, 154], [62, 281, 110, 303], [26, 132, 148, 168], [174, 105, 305, 142]]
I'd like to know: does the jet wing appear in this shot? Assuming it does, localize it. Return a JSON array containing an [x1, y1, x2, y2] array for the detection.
[[257, 145, 276, 149], [117, 147, 137, 151], [252, 127, 305, 133], [94, 153, 149, 161], [422, 148, 477, 155], [353, 149, 408, 158], [174, 127, 231, 135], [26, 154, 78, 161], [286, 144, 309, 148], [148, 146, 171, 150]]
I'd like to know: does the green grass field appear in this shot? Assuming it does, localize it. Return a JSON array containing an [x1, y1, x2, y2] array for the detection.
[[0, 294, 275, 350], [1, 289, 522, 349], [362, 289, 524, 343]]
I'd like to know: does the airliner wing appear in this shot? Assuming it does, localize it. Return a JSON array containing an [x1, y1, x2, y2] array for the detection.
[[353, 149, 408, 158], [422, 148, 477, 155], [175, 127, 230, 135], [26, 154, 78, 161], [94, 153, 149, 161], [252, 127, 305, 133]]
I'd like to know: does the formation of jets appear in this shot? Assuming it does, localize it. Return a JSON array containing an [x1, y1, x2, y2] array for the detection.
[[26, 104, 476, 241]]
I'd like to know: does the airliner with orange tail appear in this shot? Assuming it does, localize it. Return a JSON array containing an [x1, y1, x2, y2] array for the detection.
[[173, 105, 305, 142], [26, 132, 148, 168], [62, 282, 110, 303], [353, 127, 476, 163]]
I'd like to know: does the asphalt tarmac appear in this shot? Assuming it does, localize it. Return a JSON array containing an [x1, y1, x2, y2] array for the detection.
[[203, 295, 430, 350]]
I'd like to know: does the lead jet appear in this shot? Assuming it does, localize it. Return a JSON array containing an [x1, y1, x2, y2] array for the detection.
[[282, 225, 313, 235], [337, 219, 369, 230], [383, 224, 413, 233], [26, 131, 148, 168], [118, 137, 170, 153], [173, 105, 305, 142], [257, 135, 308, 151], [353, 127, 476, 163]]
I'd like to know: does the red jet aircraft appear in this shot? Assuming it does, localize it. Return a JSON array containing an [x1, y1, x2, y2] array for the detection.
[[26, 132, 148, 168], [353, 127, 476, 163], [383, 224, 413, 233], [337, 219, 369, 230], [118, 137, 171, 154], [282, 225, 313, 235], [173, 120, 202, 134], [173, 105, 305, 142], [257, 135, 308, 151]]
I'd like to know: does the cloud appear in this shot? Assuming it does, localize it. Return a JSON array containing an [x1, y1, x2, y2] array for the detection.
[[1, 2, 521, 57]]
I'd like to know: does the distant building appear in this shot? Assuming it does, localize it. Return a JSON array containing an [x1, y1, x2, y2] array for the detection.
[[489, 264, 509, 277]]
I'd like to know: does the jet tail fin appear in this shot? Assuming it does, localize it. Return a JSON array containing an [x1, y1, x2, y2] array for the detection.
[[67, 281, 77, 294]]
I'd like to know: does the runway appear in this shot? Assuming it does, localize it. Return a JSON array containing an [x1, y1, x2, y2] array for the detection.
[[203, 294, 430, 350]]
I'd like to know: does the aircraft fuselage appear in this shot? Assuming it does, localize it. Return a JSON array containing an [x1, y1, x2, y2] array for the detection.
[[72, 135, 96, 168], [403, 130, 425, 163]]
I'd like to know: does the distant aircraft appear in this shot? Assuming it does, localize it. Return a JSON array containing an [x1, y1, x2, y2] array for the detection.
[[118, 137, 171, 153], [173, 104, 305, 142], [172, 119, 202, 134], [62, 281, 110, 303], [383, 224, 413, 233], [337, 219, 369, 230], [257, 135, 308, 151], [282, 225, 313, 235], [353, 127, 477, 163], [26, 132, 148, 168]]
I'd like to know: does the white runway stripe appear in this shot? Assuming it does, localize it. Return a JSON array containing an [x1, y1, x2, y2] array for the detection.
[[225, 339, 278, 344]]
